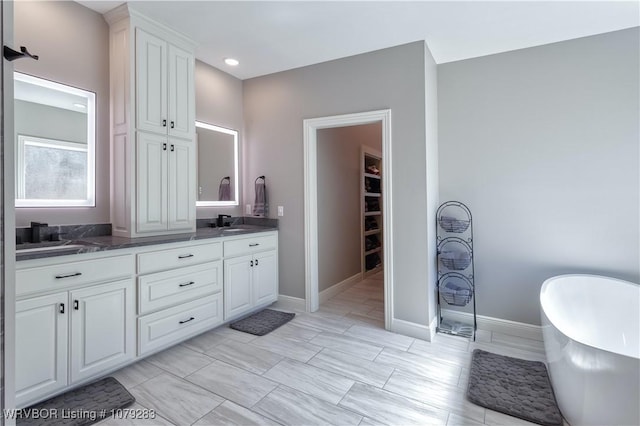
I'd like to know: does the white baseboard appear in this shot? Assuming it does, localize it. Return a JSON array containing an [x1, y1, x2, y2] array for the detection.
[[319, 273, 362, 304], [441, 309, 543, 341], [390, 318, 433, 341], [273, 295, 306, 312]]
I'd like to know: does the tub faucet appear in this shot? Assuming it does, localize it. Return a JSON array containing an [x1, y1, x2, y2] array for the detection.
[[30, 221, 48, 243]]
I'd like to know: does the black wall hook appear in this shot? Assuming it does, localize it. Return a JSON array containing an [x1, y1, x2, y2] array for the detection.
[[4, 46, 39, 62]]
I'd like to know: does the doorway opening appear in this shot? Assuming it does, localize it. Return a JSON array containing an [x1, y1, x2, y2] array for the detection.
[[303, 109, 393, 329]]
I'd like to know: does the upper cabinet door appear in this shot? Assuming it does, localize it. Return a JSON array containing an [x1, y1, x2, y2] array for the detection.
[[136, 28, 168, 135], [168, 44, 194, 140]]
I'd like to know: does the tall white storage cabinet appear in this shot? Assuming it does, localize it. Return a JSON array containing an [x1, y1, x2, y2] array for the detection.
[[106, 5, 196, 237]]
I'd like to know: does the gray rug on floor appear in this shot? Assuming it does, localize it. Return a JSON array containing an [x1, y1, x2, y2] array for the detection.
[[467, 349, 563, 426], [230, 308, 295, 336], [17, 377, 134, 426]]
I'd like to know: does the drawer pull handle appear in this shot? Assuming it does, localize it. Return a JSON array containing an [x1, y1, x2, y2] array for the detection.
[[179, 317, 195, 324], [250, 260, 254, 267], [59, 303, 65, 314], [74, 300, 79, 310], [255, 259, 259, 266], [179, 281, 195, 287], [249, 243, 260, 247], [55, 272, 82, 279], [178, 254, 194, 259]]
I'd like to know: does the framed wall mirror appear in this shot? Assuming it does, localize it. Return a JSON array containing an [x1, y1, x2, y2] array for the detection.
[[14, 72, 96, 207], [195, 121, 239, 206]]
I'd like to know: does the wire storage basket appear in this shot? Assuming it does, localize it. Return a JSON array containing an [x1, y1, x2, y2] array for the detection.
[[440, 250, 471, 270], [436, 201, 476, 340], [438, 216, 470, 233], [440, 277, 473, 307]]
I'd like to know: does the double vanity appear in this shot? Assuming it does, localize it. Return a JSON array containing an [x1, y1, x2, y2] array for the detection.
[[13, 2, 269, 410], [15, 224, 279, 408]]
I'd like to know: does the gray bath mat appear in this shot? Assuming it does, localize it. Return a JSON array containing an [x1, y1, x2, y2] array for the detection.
[[467, 349, 562, 426], [230, 309, 295, 336], [17, 377, 134, 426]]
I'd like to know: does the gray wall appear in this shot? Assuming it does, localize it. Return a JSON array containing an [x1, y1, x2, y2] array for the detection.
[[195, 60, 244, 218], [317, 123, 381, 292], [438, 28, 640, 325], [244, 41, 437, 327], [15, 100, 87, 143], [14, 1, 109, 226]]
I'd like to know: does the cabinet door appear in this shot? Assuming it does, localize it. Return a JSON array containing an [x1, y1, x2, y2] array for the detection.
[[252, 250, 278, 306], [223, 255, 253, 320], [167, 138, 196, 230], [136, 28, 168, 135], [167, 43, 194, 139], [15, 293, 68, 408], [137, 132, 168, 233], [70, 279, 135, 383]]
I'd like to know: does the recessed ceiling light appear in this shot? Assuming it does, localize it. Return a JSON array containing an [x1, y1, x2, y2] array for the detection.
[[224, 58, 239, 66], [73, 103, 86, 109]]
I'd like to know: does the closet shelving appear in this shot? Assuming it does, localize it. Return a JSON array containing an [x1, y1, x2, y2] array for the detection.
[[436, 201, 476, 340], [362, 147, 383, 276]]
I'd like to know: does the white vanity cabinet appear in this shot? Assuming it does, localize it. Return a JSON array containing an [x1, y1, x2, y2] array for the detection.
[[223, 233, 278, 321], [136, 240, 224, 355], [106, 5, 196, 238], [15, 254, 136, 408]]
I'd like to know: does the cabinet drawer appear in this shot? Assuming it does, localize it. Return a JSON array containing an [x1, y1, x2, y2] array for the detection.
[[137, 241, 222, 274], [138, 261, 222, 314], [223, 234, 277, 258], [138, 294, 222, 355], [16, 254, 134, 297]]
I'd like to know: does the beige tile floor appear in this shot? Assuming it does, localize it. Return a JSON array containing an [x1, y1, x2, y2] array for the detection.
[[100, 272, 547, 425]]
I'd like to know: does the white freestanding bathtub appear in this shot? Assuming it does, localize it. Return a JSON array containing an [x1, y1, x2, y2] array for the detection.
[[540, 274, 640, 426]]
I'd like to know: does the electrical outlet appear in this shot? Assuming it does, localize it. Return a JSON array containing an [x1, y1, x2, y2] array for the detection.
[[245, 204, 252, 215], [278, 206, 284, 217]]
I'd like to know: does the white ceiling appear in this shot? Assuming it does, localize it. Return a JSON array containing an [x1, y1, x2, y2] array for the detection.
[[77, 1, 640, 80]]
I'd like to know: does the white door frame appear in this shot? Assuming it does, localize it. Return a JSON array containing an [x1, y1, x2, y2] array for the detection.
[[303, 109, 393, 328]]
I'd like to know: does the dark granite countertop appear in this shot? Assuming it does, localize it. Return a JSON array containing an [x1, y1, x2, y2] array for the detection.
[[16, 224, 277, 262]]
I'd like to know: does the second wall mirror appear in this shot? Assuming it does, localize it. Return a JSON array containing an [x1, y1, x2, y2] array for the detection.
[[195, 121, 239, 206]]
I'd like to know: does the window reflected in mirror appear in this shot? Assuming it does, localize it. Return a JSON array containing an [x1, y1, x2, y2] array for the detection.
[[14, 72, 95, 207], [195, 121, 239, 206]]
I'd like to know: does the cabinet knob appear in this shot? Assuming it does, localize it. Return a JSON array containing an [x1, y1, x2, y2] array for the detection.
[[162, 119, 167, 127], [73, 300, 79, 310], [170, 144, 175, 152], [163, 143, 167, 151], [170, 121, 175, 129], [250, 260, 254, 267], [59, 303, 65, 314], [255, 259, 259, 266]]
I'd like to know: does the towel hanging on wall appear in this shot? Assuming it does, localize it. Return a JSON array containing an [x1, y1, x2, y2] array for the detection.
[[253, 175, 268, 217], [218, 176, 231, 201]]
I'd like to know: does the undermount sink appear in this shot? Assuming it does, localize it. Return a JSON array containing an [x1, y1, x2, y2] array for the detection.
[[16, 242, 87, 253]]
